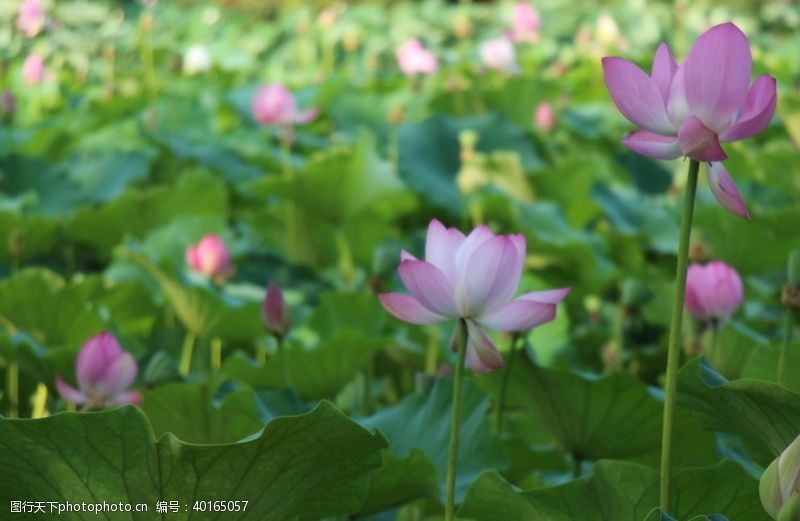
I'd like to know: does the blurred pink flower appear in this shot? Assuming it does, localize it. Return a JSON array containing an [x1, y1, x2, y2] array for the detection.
[[56, 332, 141, 409], [251, 84, 318, 126], [395, 39, 439, 76], [511, 2, 540, 42], [480, 37, 518, 73], [379, 220, 569, 373], [22, 54, 44, 85], [263, 282, 291, 338], [685, 261, 743, 323], [186, 235, 233, 278], [16, 0, 45, 38], [602, 22, 776, 219], [534, 101, 555, 131]]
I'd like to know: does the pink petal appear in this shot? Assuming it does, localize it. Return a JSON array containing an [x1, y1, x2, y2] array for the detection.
[[76, 332, 123, 389], [685, 264, 710, 319], [683, 23, 752, 132], [677, 116, 727, 161], [425, 219, 465, 286], [519, 287, 571, 304], [107, 391, 143, 407], [621, 130, 682, 159], [454, 225, 496, 280], [720, 75, 777, 142], [400, 249, 417, 261], [465, 320, 504, 374], [651, 43, 678, 104], [459, 236, 519, 316], [379, 293, 447, 324], [398, 260, 458, 317], [667, 65, 691, 128], [602, 57, 675, 134], [55, 377, 88, 405], [707, 163, 750, 219], [478, 298, 556, 332], [294, 108, 319, 125], [96, 353, 138, 396]]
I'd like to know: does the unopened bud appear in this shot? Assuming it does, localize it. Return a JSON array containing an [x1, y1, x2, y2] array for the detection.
[[263, 282, 291, 338]]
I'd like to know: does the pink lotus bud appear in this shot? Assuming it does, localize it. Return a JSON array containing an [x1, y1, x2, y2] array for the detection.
[[263, 282, 291, 338], [379, 219, 569, 374], [185, 235, 232, 278], [511, 2, 540, 42], [55, 332, 141, 409], [251, 83, 318, 126], [395, 39, 439, 76], [16, 0, 45, 38], [534, 101, 555, 131], [479, 37, 518, 73], [22, 54, 44, 85], [602, 23, 776, 219], [685, 261, 743, 323]]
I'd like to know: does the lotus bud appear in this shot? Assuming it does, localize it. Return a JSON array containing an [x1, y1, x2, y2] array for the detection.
[[685, 261, 743, 323], [185, 235, 233, 279], [263, 282, 291, 339]]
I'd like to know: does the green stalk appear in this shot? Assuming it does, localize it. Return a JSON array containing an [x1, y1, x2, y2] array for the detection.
[[6, 362, 18, 418], [445, 319, 469, 521], [493, 333, 520, 436], [280, 130, 298, 261], [778, 310, 795, 387], [210, 337, 222, 371], [276, 335, 291, 388], [31, 383, 48, 419], [659, 159, 700, 514], [179, 332, 196, 377]]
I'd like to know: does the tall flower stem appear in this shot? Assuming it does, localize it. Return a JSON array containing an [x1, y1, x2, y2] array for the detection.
[[493, 333, 520, 436], [179, 332, 196, 377], [210, 337, 223, 371], [445, 319, 469, 521], [778, 310, 795, 386], [6, 361, 18, 418], [660, 159, 700, 513], [276, 335, 291, 388]]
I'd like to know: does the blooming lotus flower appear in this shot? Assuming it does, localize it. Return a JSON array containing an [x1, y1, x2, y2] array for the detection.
[[263, 282, 291, 338], [511, 2, 540, 42], [55, 332, 141, 409], [684, 261, 743, 323], [602, 22, 776, 219], [251, 83, 318, 126], [480, 37, 519, 74], [534, 101, 555, 131], [760, 433, 800, 520], [183, 44, 212, 75], [395, 39, 439, 76], [16, 0, 45, 38], [379, 220, 569, 373], [186, 235, 233, 278], [22, 54, 44, 85]]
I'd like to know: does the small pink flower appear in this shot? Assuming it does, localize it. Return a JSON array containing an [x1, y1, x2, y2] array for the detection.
[[685, 261, 743, 323], [602, 22, 776, 219], [186, 235, 233, 278], [379, 220, 569, 373], [395, 39, 439, 76], [511, 2, 540, 42], [16, 0, 45, 38], [56, 332, 141, 409], [263, 282, 291, 338], [534, 101, 555, 131], [479, 37, 518, 73], [251, 84, 318, 126], [22, 54, 44, 85]]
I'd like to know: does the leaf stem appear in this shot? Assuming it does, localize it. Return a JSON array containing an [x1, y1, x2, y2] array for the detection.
[[493, 333, 520, 436], [210, 337, 222, 371], [778, 310, 795, 387], [659, 159, 700, 514], [276, 335, 291, 388], [31, 383, 48, 419], [6, 361, 18, 418], [445, 318, 469, 521], [179, 332, 196, 377]]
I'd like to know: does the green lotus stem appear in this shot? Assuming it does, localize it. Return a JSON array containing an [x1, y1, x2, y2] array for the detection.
[[660, 159, 700, 514], [778, 310, 795, 387], [445, 318, 469, 521], [708, 323, 718, 366], [255, 339, 267, 365], [280, 130, 298, 260], [6, 361, 18, 418], [334, 229, 355, 288], [179, 332, 196, 377], [210, 337, 222, 371], [493, 333, 520, 436], [425, 327, 440, 375], [31, 383, 48, 419], [276, 335, 291, 387]]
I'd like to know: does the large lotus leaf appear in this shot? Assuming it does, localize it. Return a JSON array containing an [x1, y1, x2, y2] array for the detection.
[[0, 402, 387, 520], [0, 155, 85, 216], [0, 212, 58, 264], [356, 449, 440, 516], [65, 151, 153, 203], [459, 460, 766, 521]]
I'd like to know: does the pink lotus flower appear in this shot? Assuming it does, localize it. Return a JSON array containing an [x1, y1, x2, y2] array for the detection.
[[56, 332, 141, 409], [511, 2, 540, 42], [480, 37, 518, 73], [186, 235, 233, 278], [16, 0, 45, 38], [251, 84, 318, 126], [263, 282, 291, 338], [395, 39, 439, 76], [534, 101, 555, 131], [379, 220, 569, 373], [22, 54, 44, 85], [602, 23, 776, 219], [685, 261, 743, 323]]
